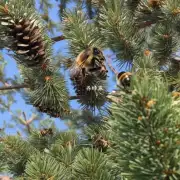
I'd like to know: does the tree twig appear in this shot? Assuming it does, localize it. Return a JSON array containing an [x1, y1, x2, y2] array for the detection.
[[0, 84, 84, 100], [0, 84, 118, 102], [51, 35, 65, 42], [22, 112, 31, 134], [107, 55, 118, 75], [26, 114, 38, 125], [69, 95, 82, 100], [0, 84, 28, 90]]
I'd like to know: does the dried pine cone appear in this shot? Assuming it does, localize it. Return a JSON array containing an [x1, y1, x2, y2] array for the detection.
[[0, 5, 49, 67], [92, 134, 110, 152], [40, 128, 53, 136]]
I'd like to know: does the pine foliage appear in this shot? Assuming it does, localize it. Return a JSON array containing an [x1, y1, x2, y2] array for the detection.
[[109, 72, 180, 179], [0, 0, 180, 179], [25, 152, 67, 180], [72, 148, 115, 180], [0, 0, 70, 118], [0, 129, 115, 179], [62, 8, 103, 56], [2, 136, 38, 176]]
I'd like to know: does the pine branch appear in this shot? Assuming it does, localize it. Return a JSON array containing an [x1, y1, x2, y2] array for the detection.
[[109, 73, 180, 179], [61, 9, 104, 56], [0, 0, 70, 117], [0, 83, 80, 100], [69, 95, 82, 100], [22, 112, 31, 134], [0, 84, 28, 90], [107, 55, 118, 75], [0, 84, 83, 99], [0, 83, 119, 103], [51, 35, 65, 42]]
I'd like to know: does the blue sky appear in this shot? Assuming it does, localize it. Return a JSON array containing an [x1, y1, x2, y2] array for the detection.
[[0, 0, 121, 135]]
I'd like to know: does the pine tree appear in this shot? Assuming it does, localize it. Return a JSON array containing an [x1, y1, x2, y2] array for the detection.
[[0, 0, 180, 179]]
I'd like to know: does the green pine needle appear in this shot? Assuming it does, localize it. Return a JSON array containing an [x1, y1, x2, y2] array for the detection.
[[25, 152, 67, 179], [62, 8, 105, 57], [109, 72, 180, 179]]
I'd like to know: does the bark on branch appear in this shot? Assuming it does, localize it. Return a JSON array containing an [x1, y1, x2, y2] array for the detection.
[[69, 95, 86, 100], [51, 35, 65, 42], [0, 84, 119, 102], [0, 84, 82, 100], [0, 84, 28, 90], [107, 55, 118, 75]]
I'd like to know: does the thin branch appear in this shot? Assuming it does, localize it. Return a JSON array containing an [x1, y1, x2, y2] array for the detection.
[[26, 114, 37, 125], [139, 21, 154, 29], [69, 93, 121, 103], [0, 84, 92, 101], [22, 112, 31, 134], [22, 112, 27, 121], [69, 95, 82, 100], [0, 81, 16, 93], [107, 55, 118, 75], [0, 84, 118, 102], [51, 35, 65, 42], [0, 84, 28, 90]]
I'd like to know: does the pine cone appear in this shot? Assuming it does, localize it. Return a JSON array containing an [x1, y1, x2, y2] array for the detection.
[[0, 10, 49, 67], [40, 128, 53, 136], [92, 134, 110, 152], [70, 71, 108, 110]]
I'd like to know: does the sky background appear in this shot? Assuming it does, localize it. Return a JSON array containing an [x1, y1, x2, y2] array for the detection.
[[0, 0, 120, 135]]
